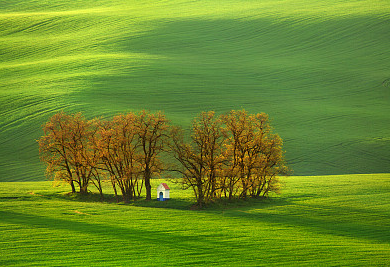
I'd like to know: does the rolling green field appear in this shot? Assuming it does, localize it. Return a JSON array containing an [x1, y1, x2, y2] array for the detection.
[[1, 2, 389, 267], [0, 174, 389, 266], [1, 0, 389, 181]]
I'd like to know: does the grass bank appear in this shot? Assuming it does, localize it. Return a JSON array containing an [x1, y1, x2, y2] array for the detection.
[[0, 174, 389, 266]]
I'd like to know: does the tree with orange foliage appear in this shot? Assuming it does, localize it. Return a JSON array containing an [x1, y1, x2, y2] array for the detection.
[[38, 112, 98, 194], [136, 110, 170, 201], [94, 113, 142, 203], [221, 110, 290, 199], [170, 110, 290, 206], [39, 109, 288, 205], [169, 111, 225, 207]]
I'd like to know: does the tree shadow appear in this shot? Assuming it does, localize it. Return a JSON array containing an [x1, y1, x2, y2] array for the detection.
[[211, 199, 390, 244], [37, 190, 195, 211], [0, 209, 243, 266], [131, 197, 194, 210], [29, 187, 390, 245]]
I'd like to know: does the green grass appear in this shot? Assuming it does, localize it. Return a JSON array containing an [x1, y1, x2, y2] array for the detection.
[[1, 0, 390, 181], [0, 174, 389, 266]]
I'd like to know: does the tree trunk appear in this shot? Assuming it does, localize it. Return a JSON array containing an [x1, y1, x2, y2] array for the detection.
[[119, 187, 130, 203], [197, 182, 204, 207], [70, 180, 76, 193], [111, 180, 119, 203], [144, 169, 152, 201], [97, 181, 104, 200], [80, 186, 88, 195], [145, 179, 152, 201]]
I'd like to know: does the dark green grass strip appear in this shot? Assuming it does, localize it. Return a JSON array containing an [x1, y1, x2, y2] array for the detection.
[[0, 175, 389, 266]]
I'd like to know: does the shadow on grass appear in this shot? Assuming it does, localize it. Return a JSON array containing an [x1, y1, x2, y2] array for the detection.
[[39, 191, 195, 211], [210, 198, 390, 244], [5, 187, 390, 246], [48, 192, 298, 212], [37, 186, 291, 211], [0, 209, 237, 266], [35, 190, 390, 244]]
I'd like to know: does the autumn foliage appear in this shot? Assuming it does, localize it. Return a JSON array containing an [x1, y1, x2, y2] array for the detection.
[[39, 110, 169, 202], [169, 110, 290, 207], [38, 110, 289, 205], [38, 112, 99, 195]]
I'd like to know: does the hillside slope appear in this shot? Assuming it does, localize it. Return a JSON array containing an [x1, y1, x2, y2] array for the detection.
[[1, 0, 389, 181]]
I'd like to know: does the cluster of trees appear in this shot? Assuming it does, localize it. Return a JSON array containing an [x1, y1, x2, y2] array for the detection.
[[170, 110, 290, 207], [39, 110, 290, 206], [38, 111, 168, 203]]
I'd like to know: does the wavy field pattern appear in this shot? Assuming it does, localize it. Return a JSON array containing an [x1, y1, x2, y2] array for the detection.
[[1, 0, 389, 180]]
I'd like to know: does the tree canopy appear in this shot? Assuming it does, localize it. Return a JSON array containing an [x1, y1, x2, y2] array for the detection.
[[38, 109, 290, 206]]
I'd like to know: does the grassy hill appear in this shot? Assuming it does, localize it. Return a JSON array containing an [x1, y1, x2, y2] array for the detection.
[[1, 0, 390, 181], [0, 174, 389, 266]]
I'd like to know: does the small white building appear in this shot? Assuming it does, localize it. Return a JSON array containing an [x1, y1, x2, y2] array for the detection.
[[157, 183, 170, 201]]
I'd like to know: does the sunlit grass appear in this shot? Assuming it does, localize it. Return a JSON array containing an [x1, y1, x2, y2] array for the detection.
[[0, 174, 389, 266]]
